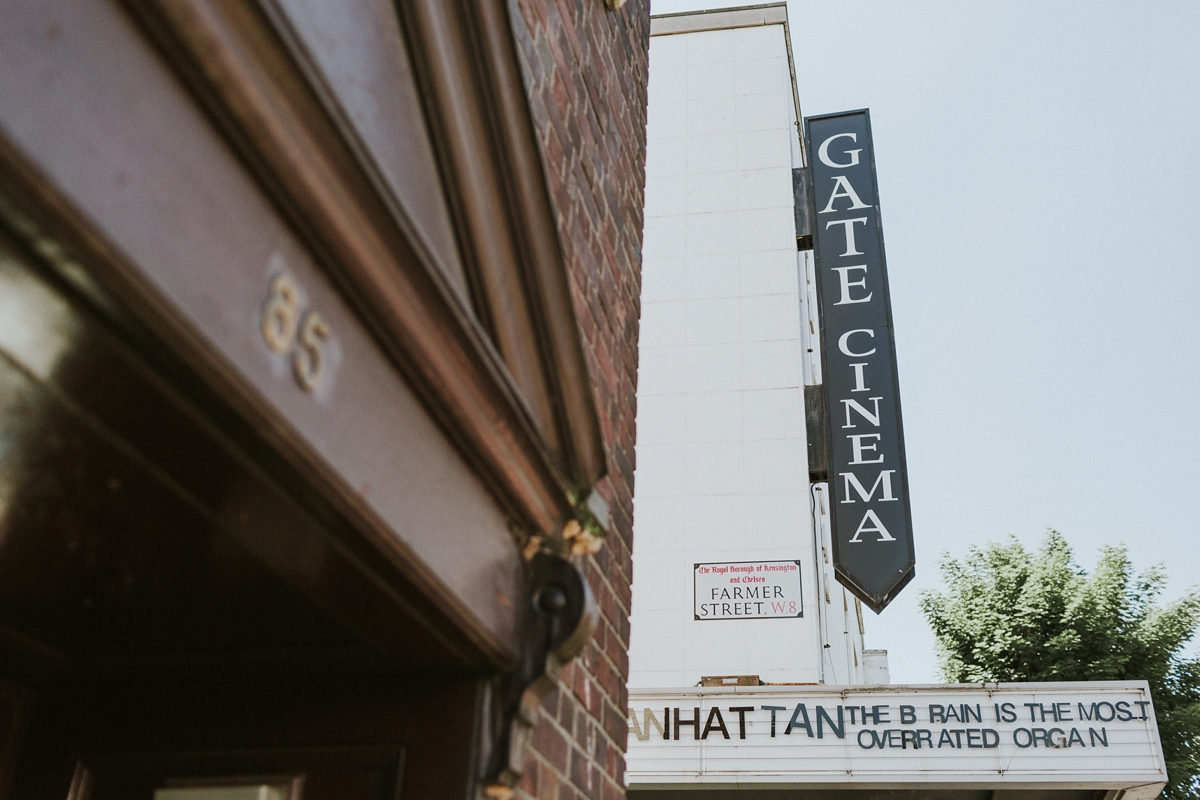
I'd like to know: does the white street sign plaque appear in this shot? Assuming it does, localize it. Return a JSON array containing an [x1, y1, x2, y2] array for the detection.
[[693, 561, 803, 621]]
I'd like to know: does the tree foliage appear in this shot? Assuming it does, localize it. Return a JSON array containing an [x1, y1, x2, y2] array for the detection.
[[920, 531, 1200, 798]]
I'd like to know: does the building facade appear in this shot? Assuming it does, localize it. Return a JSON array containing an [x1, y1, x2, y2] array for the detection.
[[0, 1, 649, 799], [626, 6, 1167, 800], [630, 3, 871, 690]]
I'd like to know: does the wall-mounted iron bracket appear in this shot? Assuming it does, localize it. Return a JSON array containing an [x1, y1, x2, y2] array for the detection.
[[805, 383, 828, 483], [483, 552, 598, 796]]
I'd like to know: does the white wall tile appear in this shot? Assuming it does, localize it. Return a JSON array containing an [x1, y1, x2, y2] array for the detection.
[[685, 132, 737, 174], [641, 255, 686, 302], [632, 494, 686, 554], [687, 95, 736, 135], [685, 210, 738, 255], [732, 25, 783, 64], [647, 99, 688, 142], [687, 61, 736, 99], [684, 390, 743, 442], [685, 342, 740, 392], [637, 392, 686, 445], [687, 622, 749, 673], [746, 546, 811, 564], [644, 174, 686, 219], [743, 388, 805, 441], [740, 293, 800, 343], [649, 27, 687, 70], [687, 28, 737, 65], [646, 136, 686, 178], [741, 491, 808, 538], [741, 339, 801, 390], [685, 253, 739, 299], [685, 493, 746, 552], [738, 205, 796, 252], [735, 92, 790, 134], [739, 249, 799, 295], [686, 171, 738, 214], [635, 442, 686, 497], [746, 625, 815, 680], [744, 438, 805, 494], [736, 167, 793, 210], [629, 609, 686, 673], [640, 299, 686, 348], [735, 57, 787, 96], [685, 439, 744, 495], [648, 67, 686, 111], [736, 128, 792, 170], [627, 669, 690, 689], [685, 297, 739, 345], [638, 345, 685, 395], [642, 214, 685, 259], [633, 550, 692, 610]]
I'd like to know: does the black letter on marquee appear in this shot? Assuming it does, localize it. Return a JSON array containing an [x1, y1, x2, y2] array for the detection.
[[674, 707, 700, 740], [816, 705, 845, 739], [729, 706, 754, 740], [786, 704, 814, 737], [762, 705, 786, 738], [701, 707, 730, 740]]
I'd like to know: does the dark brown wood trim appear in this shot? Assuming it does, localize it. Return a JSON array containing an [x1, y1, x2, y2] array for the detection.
[[392, 1, 564, 462], [0, 133, 513, 673], [465, 0, 608, 488], [117, 0, 592, 537]]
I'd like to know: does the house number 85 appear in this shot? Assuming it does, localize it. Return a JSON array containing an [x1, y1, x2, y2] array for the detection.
[[261, 274, 331, 393]]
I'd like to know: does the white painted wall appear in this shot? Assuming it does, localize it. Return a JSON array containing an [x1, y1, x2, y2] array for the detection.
[[630, 10, 873, 689]]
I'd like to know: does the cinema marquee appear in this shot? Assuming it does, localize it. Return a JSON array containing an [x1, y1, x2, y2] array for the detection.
[[627, 682, 1168, 799]]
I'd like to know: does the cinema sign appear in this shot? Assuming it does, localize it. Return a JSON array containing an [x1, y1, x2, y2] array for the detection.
[[805, 110, 914, 612], [626, 683, 1167, 799]]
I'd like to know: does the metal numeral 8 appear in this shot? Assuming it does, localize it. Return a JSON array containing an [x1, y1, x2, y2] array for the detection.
[[261, 274, 301, 353]]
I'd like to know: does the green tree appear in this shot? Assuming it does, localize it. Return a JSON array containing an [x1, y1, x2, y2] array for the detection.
[[920, 531, 1200, 798]]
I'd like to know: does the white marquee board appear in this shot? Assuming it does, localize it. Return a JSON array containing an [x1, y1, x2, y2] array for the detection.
[[627, 682, 1166, 799]]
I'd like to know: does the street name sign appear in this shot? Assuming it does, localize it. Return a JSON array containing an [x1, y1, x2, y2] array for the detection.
[[693, 561, 803, 621], [805, 109, 914, 612]]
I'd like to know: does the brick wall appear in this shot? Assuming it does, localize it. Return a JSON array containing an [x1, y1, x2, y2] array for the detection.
[[507, 2, 650, 800]]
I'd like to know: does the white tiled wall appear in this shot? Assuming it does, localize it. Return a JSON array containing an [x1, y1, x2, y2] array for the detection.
[[631, 21, 826, 688]]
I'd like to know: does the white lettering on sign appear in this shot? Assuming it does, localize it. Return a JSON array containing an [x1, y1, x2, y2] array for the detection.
[[848, 433, 884, 464], [818, 175, 871, 214], [830, 265, 873, 305], [817, 132, 862, 168], [837, 329, 876, 357], [840, 470, 897, 504], [825, 217, 869, 256], [848, 362, 871, 392], [694, 561, 802, 620], [848, 509, 896, 542], [840, 397, 882, 428]]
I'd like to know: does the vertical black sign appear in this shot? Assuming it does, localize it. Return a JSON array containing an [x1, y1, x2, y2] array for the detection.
[[805, 110, 914, 613]]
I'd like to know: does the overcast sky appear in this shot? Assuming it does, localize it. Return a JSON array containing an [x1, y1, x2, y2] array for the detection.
[[647, 0, 1200, 683]]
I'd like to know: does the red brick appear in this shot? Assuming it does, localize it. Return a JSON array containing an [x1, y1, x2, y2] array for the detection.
[[509, 0, 648, 798]]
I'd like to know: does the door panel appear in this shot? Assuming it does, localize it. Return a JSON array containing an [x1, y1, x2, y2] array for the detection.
[[18, 676, 479, 800]]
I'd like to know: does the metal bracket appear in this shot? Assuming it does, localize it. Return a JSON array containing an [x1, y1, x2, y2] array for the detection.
[[805, 383, 828, 482], [483, 553, 598, 795], [793, 166, 815, 251]]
